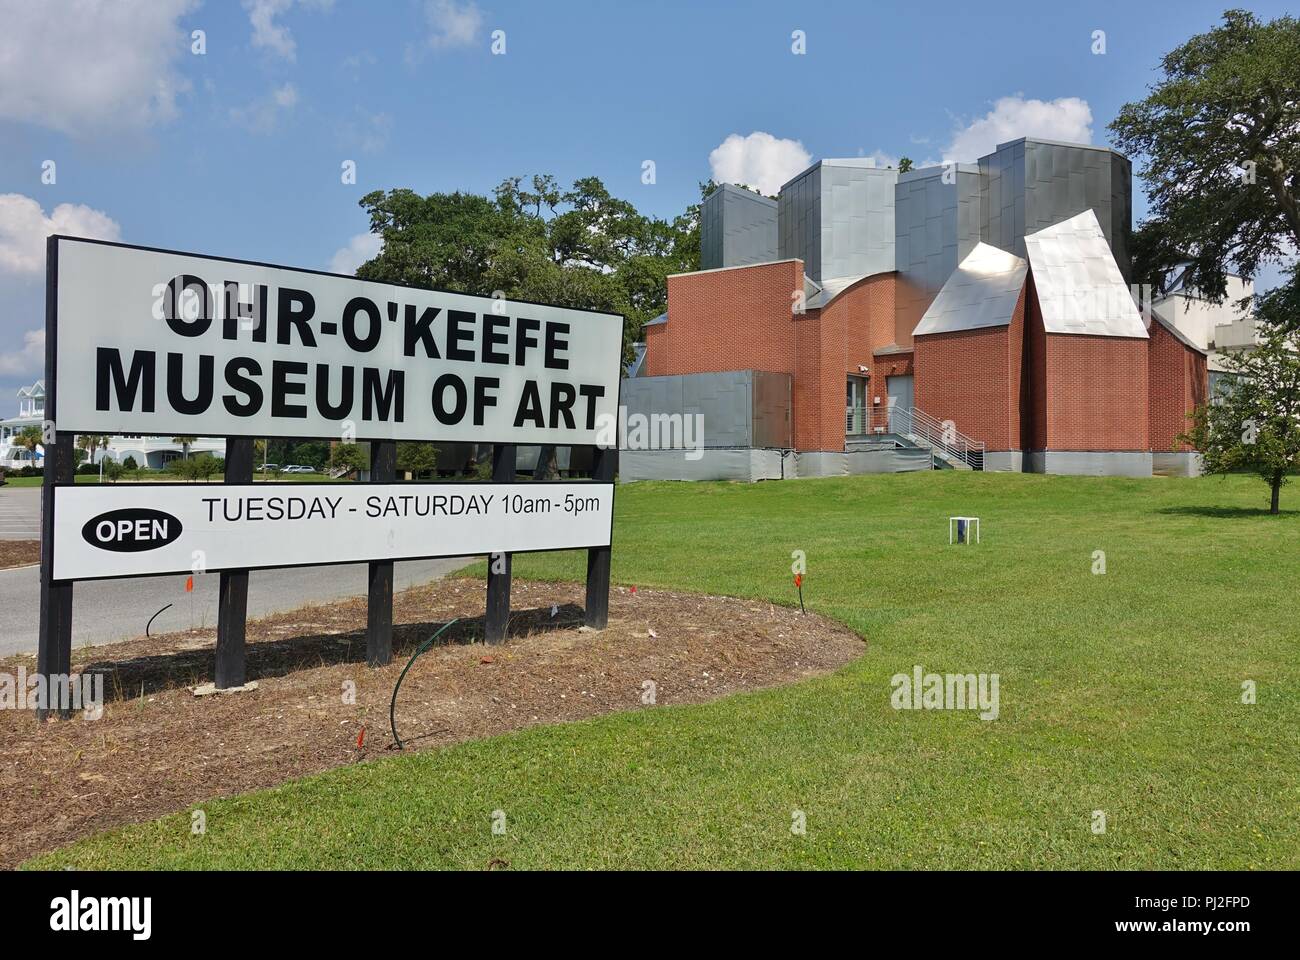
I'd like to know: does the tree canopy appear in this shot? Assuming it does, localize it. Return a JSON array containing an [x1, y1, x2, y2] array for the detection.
[[1110, 9, 1300, 299], [353, 175, 702, 363], [1182, 282, 1300, 513]]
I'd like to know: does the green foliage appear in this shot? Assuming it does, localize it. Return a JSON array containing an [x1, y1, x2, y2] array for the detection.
[[354, 174, 701, 363], [122, 455, 139, 472], [898, 156, 914, 173], [102, 460, 125, 483], [287, 441, 329, 470], [1182, 277, 1300, 512], [166, 454, 222, 482], [329, 442, 368, 475], [15, 426, 41, 457], [1110, 9, 1300, 296], [396, 442, 437, 478]]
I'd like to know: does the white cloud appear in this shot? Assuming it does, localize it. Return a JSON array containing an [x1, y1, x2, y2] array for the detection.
[[425, 0, 484, 49], [244, 0, 334, 62], [245, 0, 296, 59], [229, 83, 300, 133], [0, 195, 121, 275], [0, 329, 44, 378], [0, 0, 196, 135], [943, 95, 1093, 163], [329, 232, 383, 275], [708, 132, 812, 197]]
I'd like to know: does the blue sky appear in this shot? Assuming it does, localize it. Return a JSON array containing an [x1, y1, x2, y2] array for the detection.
[[0, 0, 1293, 397]]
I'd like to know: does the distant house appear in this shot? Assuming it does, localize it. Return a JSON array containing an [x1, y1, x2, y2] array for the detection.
[[0, 381, 45, 469], [0, 379, 226, 471]]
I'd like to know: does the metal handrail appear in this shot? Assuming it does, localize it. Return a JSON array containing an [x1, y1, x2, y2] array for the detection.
[[845, 403, 985, 469]]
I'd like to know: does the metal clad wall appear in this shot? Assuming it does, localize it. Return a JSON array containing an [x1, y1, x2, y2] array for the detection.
[[778, 166, 821, 278], [701, 188, 723, 270], [980, 140, 1133, 284], [819, 163, 897, 280], [701, 184, 779, 270], [620, 370, 794, 449], [894, 166, 983, 335]]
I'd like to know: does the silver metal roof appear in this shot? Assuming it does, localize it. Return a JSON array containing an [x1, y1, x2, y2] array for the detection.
[[912, 242, 1027, 336], [1023, 209, 1148, 338], [643, 311, 667, 327], [806, 274, 868, 310]]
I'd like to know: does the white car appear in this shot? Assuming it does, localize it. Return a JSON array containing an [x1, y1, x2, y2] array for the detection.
[[282, 464, 315, 474]]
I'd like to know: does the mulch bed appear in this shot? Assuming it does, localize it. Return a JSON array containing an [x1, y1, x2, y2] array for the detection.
[[0, 540, 39, 570], [0, 579, 863, 868]]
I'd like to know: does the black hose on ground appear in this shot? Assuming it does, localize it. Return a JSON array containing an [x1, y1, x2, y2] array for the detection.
[[389, 618, 459, 750]]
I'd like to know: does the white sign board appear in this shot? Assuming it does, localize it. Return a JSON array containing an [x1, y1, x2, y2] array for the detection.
[[53, 482, 614, 581], [52, 237, 624, 444]]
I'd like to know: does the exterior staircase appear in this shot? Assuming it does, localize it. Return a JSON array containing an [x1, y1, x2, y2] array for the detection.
[[847, 404, 985, 471]]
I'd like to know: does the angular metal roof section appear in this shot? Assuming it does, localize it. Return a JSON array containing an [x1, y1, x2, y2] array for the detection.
[[1023, 209, 1148, 338], [912, 243, 1027, 336], [806, 274, 869, 310], [643, 311, 667, 327]]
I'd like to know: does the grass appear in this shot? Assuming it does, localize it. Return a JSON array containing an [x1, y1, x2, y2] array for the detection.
[[25, 472, 1300, 870]]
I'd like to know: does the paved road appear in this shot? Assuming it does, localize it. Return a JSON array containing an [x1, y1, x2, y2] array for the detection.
[[0, 487, 39, 540], [0, 557, 471, 657], [0, 485, 473, 657]]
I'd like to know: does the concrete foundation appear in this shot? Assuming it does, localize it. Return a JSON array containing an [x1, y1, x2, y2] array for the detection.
[[619, 448, 788, 482], [845, 448, 933, 474], [1152, 451, 1204, 478], [794, 452, 847, 477], [982, 451, 1024, 473], [1024, 451, 1154, 477]]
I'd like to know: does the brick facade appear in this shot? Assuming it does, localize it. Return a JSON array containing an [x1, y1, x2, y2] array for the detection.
[[913, 287, 1026, 451], [1148, 318, 1208, 453], [654, 262, 900, 451], [647, 260, 1167, 459], [662, 260, 806, 378]]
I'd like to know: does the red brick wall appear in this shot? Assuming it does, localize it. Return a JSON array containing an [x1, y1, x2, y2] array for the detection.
[[821, 275, 897, 449], [651, 264, 900, 451], [661, 260, 806, 377], [1007, 286, 1025, 448], [1148, 320, 1208, 452], [1022, 273, 1148, 451], [643, 323, 667, 377], [912, 286, 1026, 451], [1043, 333, 1149, 450], [1023, 274, 1048, 450]]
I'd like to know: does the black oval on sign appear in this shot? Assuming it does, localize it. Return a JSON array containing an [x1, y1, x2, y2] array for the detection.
[[81, 508, 183, 553]]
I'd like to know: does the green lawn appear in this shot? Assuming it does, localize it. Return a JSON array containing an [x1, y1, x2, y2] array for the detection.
[[25, 472, 1300, 869]]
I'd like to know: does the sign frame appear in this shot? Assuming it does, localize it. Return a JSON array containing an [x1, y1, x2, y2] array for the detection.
[[37, 235, 625, 716], [50, 477, 617, 583], [47, 234, 626, 445]]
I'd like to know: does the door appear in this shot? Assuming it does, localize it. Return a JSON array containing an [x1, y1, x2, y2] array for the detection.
[[845, 376, 868, 434], [887, 375, 914, 434]]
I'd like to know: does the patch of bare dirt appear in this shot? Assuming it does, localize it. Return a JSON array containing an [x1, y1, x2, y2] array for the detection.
[[0, 540, 39, 570], [0, 579, 863, 868]]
